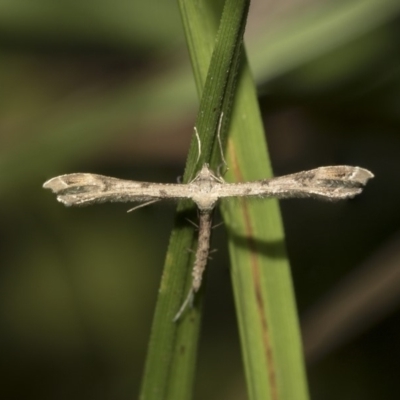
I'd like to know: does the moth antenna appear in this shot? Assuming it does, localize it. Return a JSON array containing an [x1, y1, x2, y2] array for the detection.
[[217, 112, 228, 172]]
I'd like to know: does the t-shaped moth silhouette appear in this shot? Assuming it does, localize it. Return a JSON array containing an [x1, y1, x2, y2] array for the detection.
[[43, 164, 373, 320]]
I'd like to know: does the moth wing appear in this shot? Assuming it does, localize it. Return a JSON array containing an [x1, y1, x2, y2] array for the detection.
[[261, 166, 374, 200], [215, 166, 373, 201], [43, 173, 190, 206]]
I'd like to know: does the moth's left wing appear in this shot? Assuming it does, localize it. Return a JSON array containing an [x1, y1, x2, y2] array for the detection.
[[43, 173, 191, 207]]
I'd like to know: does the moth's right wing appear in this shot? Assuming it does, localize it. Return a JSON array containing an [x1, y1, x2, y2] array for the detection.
[[43, 173, 191, 207], [215, 166, 374, 201]]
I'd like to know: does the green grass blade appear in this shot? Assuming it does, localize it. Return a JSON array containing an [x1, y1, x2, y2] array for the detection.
[[180, 0, 310, 399], [140, 1, 250, 399], [222, 94, 310, 400], [181, 0, 250, 178]]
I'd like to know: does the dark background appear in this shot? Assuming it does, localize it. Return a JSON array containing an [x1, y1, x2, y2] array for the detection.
[[1, 1, 399, 399]]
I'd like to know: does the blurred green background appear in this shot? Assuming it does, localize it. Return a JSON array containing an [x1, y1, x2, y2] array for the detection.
[[1, 0, 400, 399]]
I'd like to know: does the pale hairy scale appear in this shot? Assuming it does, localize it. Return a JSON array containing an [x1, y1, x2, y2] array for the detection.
[[43, 164, 374, 320]]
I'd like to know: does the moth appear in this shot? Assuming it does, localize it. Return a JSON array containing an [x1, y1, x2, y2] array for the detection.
[[43, 164, 373, 320]]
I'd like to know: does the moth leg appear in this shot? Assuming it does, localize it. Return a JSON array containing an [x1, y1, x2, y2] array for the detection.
[[185, 217, 199, 229], [173, 288, 194, 322], [127, 199, 160, 213]]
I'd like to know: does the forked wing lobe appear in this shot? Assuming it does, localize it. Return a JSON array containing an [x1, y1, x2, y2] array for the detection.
[[215, 166, 374, 201], [43, 173, 190, 206]]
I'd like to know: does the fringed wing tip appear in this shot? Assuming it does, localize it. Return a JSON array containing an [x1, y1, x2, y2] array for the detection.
[[43, 176, 65, 192], [349, 167, 374, 185], [43, 174, 97, 206]]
